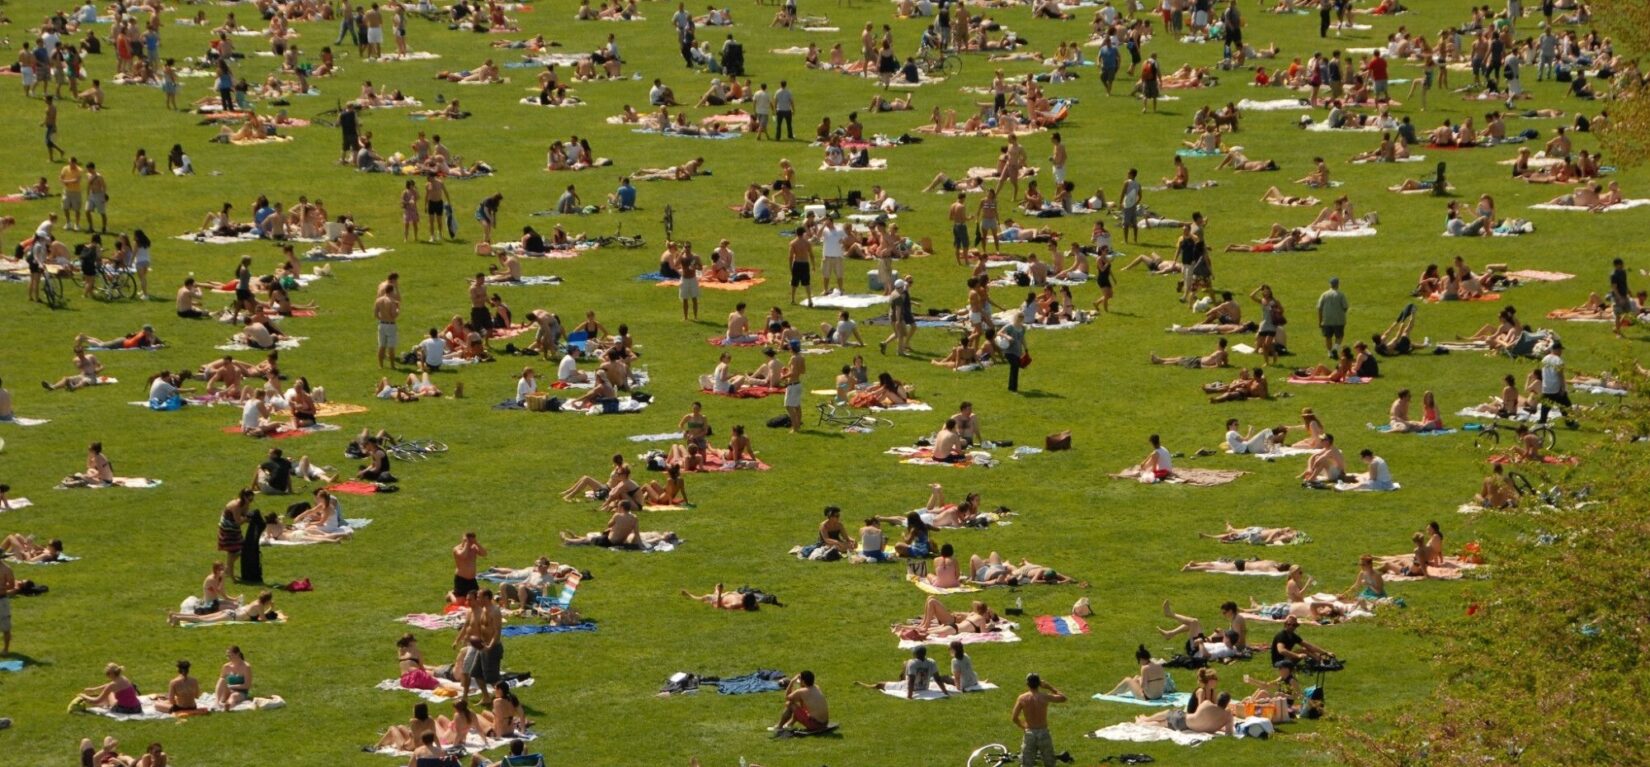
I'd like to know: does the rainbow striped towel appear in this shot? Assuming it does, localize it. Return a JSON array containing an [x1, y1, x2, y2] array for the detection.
[[1035, 615, 1089, 636]]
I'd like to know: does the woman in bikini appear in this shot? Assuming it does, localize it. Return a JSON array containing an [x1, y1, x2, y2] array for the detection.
[[927, 543, 962, 588], [893, 512, 932, 557], [723, 424, 756, 465], [637, 464, 688, 506], [214, 645, 254, 708], [1105, 645, 1167, 699], [373, 703, 437, 753], [911, 597, 995, 638], [561, 454, 628, 502], [437, 698, 488, 747], [167, 592, 277, 627], [0, 534, 65, 563], [1199, 522, 1302, 545], [1342, 554, 1389, 599]]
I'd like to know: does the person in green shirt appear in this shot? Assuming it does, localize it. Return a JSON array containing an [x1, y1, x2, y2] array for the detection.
[[1316, 277, 1350, 357]]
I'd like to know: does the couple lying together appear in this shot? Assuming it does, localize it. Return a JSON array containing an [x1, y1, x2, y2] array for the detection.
[[894, 597, 1011, 641]]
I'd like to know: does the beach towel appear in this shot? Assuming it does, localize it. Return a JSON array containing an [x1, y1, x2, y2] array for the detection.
[[305, 246, 390, 260], [1036, 615, 1090, 636], [177, 611, 288, 627], [698, 451, 772, 472], [499, 621, 597, 637], [0, 498, 34, 513], [1488, 453, 1579, 466], [896, 628, 1019, 650], [265, 518, 372, 546], [1252, 446, 1317, 461], [878, 680, 998, 700], [1286, 375, 1372, 385], [223, 422, 343, 439], [399, 611, 468, 631], [375, 676, 534, 703], [871, 401, 933, 413], [1311, 122, 1386, 134], [887, 446, 996, 468], [1383, 556, 1480, 582], [1194, 565, 1289, 577], [702, 385, 786, 399], [1333, 480, 1403, 491], [325, 480, 384, 495], [804, 292, 892, 309], [627, 432, 684, 442], [630, 128, 741, 140], [86, 695, 287, 721], [490, 275, 564, 286], [1174, 148, 1225, 158], [0, 417, 51, 426], [217, 336, 306, 352], [1504, 269, 1575, 283], [1235, 98, 1308, 111], [1110, 468, 1246, 486], [1086, 722, 1217, 746], [1529, 199, 1650, 212], [313, 402, 369, 418], [909, 574, 980, 595], [1436, 340, 1490, 352], [0, 659, 24, 671], [563, 398, 648, 415], [1368, 423, 1458, 436], [56, 477, 162, 489], [375, 732, 537, 758], [1317, 225, 1378, 238], [1091, 691, 1192, 708], [373, 51, 441, 60], [10, 553, 81, 565], [819, 159, 888, 171], [1242, 595, 1375, 624]]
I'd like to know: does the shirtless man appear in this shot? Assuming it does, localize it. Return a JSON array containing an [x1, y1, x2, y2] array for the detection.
[[787, 230, 815, 305], [1136, 691, 1235, 734], [152, 660, 201, 713], [726, 303, 754, 342], [676, 243, 701, 320], [424, 175, 448, 242], [949, 193, 971, 264], [0, 556, 15, 654], [1300, 433, 1346, 485], [951, 402, 981, 445], [561, 502, 642, 548], [775, 670, 830, 735], [451, 532, 488, 601], [781, 348, 806, 434], [375, 273, 401, 369], [467, 274, 490, 332], [1011, 674, 1068, 767], [931, 419, 966, 463], [1150, 338, 1230, 368]]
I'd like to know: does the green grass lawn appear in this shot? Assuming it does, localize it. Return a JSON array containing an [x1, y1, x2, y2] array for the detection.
[[0, 0, 1642, 764]]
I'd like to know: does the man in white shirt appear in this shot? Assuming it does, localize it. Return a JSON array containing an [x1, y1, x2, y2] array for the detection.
[[557, 347, 588, 383], [751, 82, 772, 141], [1224, 419, 1280, 455], [817, 215, 848, 295], [1135, 433, 1174, 481], [1537, 341, 1571, 424], [416, 329, 447, 372]]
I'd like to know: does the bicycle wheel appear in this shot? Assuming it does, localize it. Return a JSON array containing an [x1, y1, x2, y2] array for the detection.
[[116, 272, 138, 299], [44, 274, 65, 309], [940, 54, 962, 78], [393, 448, 426, 462], [1473, 428, 1500, 448], [967, 744, 1011, 767], [1537, 426, 1558, 451], [1507, 471, 1535, 497], [100, 275, 121, 302], [420, 440, 448, 453]]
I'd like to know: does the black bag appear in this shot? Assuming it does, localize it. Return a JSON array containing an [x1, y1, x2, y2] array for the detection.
[[766, 414, 792, 428], [546, 397, 563, 412]]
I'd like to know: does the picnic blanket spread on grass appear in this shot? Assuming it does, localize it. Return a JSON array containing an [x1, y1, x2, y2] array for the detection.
[[1110, 468, 1247, 486], [85, 695, 287, 721], [222, 422, 344, 439], [886, 446, 996, 468], [895, 625, 1020, 649], [803, 292, 892, 309], [0, 417, 51, 426], [55, 477, 163, 489], [877, 680, 999, 700], [909, 574, 981, 595], [375, 676, 536, 703], [325, 480, 387, 495], [1086, 722, 1219, 746], [375, 732, 538, 758], [264, 518, 372, 545], [0, 498, 35, 513]]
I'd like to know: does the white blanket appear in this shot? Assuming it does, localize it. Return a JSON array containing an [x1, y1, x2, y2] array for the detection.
[[0, 498, 34, 513], [88, 695, 286, 721], [217, 336, 307, 352], [1086, 722, 1218, 746], [374, 676, 535, 703], [306, 247, 390, 260], [265, 518, 372, 546], [805, 292, 892, 309], [1317, 225, 1377, 238], [1235, 98, 1308, 111], [0, 417, 50, 426], [877, 680, 998, 700], [1529, 199, 1650, 212], [820, 159, 888, 171]]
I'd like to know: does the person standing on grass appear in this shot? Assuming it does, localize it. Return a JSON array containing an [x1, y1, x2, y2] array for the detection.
[[976, 188, 1000, 253], [998, 312, 1027, 393], [339, 102, 359, 165], [59, 156, 83, 231], [425, 174, 448, 242], [1118, 168, 1142, 245], [1609, 258, 1632, 339], [1, 555, 16, 656], [677, 242, 701, 320], [376, 273, 401, 368], [788, 228, 814, 305], [452, 532, 487, 600], [773, 81, 794, 140], [1097, 35, 1119, 95], [1316, 277, 1350, 358], [393, 5, 408, 57], [1011, 674, 1068, 767], [85, 162, 107, 233], [782, 347, 806, 433], [476, 193, 502, 245], [752, 82, 771, 141], [1048, 132, 1067, 190], [44, 96, 65, 162], [364, 3, 384, 59], [1538, 341, 1570, 425], [948, 193, 970, 265], [401, 180, 420, 241]]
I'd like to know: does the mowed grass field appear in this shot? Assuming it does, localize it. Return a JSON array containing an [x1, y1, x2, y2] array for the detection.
[[0, 0, 1643, 764]]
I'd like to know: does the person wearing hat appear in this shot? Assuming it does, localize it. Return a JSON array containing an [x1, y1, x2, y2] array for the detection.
[[1011, 673, 1068, 766], [1316, 276, 1350, 357], [880, 276, 916, 356]]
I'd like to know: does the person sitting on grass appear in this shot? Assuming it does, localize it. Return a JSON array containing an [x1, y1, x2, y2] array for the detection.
[[41, 347, 105, 392], [1299, 433, 1346, 485], [65, 663, 143, 715], [854, 646, 954, 698], [774, 671, 830, 735], [638, 464, 688, 506], [1104, 644, 1167, 700], [1474, 464, 1519, 508], [559, 501, 642, 549], [681, 583, 760, 611], [153, 660, 202, 714]]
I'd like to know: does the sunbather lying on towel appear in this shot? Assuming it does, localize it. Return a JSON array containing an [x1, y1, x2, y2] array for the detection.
[[681, 583, 760, 611], [166, 591, 278, 626], [1182, 558, 1292, 574], [1, 534, 65, 563], [967, 552, 1082, 586], [1203, 368, 1269, 402], [1134, 692, 1235, 734], [1201, 523, 1303, 545], [896, 597, 1001, 640]]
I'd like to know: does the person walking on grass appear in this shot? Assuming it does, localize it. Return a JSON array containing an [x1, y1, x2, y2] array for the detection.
[[1011, 674, 1068, 767], [45, 96, 65, 163], [1316, 277, 1350, 358], [773, 81, 794, 140], [999, 312, 1027, 393]]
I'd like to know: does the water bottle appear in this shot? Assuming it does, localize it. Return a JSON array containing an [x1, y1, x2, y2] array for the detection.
[[739, 758, 748, 767], [1016, 596, 1024, 613]]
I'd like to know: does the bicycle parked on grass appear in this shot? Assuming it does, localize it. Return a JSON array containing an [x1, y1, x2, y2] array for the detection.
[[385, 437, 449, 462], [1472, 419, 1560, 451], [40, 266, 67, 309]]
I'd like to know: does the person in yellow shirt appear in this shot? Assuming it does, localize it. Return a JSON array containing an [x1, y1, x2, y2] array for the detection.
[[59, 157, 84, 231]]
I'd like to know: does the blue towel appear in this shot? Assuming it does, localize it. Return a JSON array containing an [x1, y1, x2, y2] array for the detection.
[[634, 272, 670, 282], [499, 622, 597, 637], [0, 660, 25, 672], [714, 670, 787, 695], [1091, 691, 1192, 708]]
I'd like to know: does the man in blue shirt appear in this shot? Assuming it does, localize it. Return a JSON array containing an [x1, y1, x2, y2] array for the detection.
[[608, 177, 637, 211], [1097, 38, 1119, 95]]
